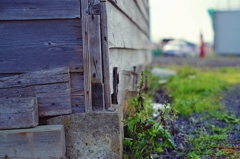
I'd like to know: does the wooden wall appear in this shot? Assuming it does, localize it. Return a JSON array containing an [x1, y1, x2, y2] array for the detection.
[[101, 0, 151, 107], [0, 0, 85, 113], [0, 0, 150, 112]]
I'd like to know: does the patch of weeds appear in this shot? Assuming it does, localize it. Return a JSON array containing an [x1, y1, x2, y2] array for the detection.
[[211, 111, 240, 124], [144, 68, 162, 97], [210, 125, 232, 134], [187, 127, 227, 158], [166, 66, 227, 117], [187, 124, 240, 158], [215, 150, 230, 157], [215, 149, 240, 158], [209, 67, 240, 84], [123, 72, 175, 159], [221, 114, 239, 124]]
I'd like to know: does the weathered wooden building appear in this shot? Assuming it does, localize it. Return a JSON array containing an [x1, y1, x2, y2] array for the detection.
[[0, 0, 150, 158]]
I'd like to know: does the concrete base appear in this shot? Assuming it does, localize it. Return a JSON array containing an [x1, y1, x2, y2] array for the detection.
[[47, 108, 123, 159]]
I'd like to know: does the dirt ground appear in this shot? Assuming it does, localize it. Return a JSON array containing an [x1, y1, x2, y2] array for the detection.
[[151, 56, 240, 68]]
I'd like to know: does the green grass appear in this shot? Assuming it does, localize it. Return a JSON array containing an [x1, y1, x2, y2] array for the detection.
[[165, 66, 240, 117]]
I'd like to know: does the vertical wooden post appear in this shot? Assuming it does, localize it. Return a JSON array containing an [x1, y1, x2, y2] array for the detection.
[[82, 0, 92, 111], [100, 1, 112, 109], [89, 15, 103, 84]]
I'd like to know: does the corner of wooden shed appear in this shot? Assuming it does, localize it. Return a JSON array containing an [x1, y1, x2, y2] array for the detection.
[[0, 0, 150, 158]]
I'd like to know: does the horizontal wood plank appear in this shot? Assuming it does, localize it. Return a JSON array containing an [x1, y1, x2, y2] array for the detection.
[[0, 67, 70, 88], [134, 0, 149, 22], [0, 0, 80, 20], [0, 20, 82, 73], [0, 125, 66, 159], [0, 97, 38, 129], [106, 1, 149, 49], [0, 73, 22, 78], [35, 83, 72, 117], [109, 49, 150, 70], [69, 65, 84, 73], [0, 67, 72, 117], [108, 0, 149, 36]]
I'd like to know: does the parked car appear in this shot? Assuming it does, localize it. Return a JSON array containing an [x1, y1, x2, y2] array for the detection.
[[162, 40, 197, 57]]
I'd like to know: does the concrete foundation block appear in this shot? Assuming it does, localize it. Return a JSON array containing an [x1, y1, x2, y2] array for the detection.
[[47, 108, 123, 159]]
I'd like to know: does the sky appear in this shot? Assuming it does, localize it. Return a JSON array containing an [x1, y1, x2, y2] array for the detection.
[[149, 0, 240, 44]]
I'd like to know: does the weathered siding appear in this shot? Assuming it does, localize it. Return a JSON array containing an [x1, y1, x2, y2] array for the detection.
[[108, 0, 149, 36], [0, 0, 80, 20], [0, 1, 85, 112], [0, 20, 82, 73], [102, 0, 150, 106], [0, 67, 72, 117], [109, 49, 148, 103]]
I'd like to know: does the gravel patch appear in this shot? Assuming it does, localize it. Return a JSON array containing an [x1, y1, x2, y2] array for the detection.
[[151, 56, 240, 68]]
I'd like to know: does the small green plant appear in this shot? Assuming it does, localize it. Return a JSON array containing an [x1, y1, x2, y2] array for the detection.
[[211, 111, 240, 124], [123, 72, 175, 159], [188, 127, 227, 157], [186, 123, 240, 158]]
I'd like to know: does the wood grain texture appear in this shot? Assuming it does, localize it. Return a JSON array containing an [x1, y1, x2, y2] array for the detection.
[[70, 73, 85, 113], [0, 67, 70, 88], [0, 0, 80, 20], [0, 97, 38, 130], [100, 2, 112, 109], [0, 125, 66, 159], [92, 83, 104, 111], [108, 0, 149, 36], [0, 67, 72, 117], [71, 95, 85, 113], [89, 0, 101, 15], [82, 0, 92, 112], [89, 15, 103, 83], [0, 20, 82, 73], [69, 65, 84, 73], [0, 73, 22, 78], [106, 1, 149, 49]]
